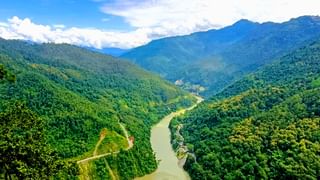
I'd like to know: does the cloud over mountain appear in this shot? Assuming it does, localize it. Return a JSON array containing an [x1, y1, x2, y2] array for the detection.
[[0, 16, 150, 49], [0, 0, 319, 49]]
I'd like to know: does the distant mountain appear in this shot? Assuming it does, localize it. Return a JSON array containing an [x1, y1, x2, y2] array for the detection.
[[86, 47, 129, 57], [0, 39, 194, 179], [122, 16, 320, 97], [172, 40, 320, 179]]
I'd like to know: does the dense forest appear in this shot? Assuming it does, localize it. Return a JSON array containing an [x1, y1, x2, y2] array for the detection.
[[0, 39, 195, 179], [171, 40, 320, 179], [123, 16, 320, 97]]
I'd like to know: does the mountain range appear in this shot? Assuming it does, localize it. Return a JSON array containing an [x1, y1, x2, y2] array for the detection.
[[122, 16, 320, 97], [1, 15, 320, 179], [85, 47, 129, 57]]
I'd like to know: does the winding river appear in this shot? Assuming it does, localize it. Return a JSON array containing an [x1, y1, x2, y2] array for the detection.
[[136, 96, 203, 180]]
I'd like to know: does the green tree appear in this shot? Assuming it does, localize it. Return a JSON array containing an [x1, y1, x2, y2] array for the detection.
[[0, 64, 15, 82], [0, 103, 67, 179]]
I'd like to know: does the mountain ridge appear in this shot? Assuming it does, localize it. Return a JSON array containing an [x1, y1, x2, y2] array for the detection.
[[122, 15, 320, 97], [170, 39, 320, 179]]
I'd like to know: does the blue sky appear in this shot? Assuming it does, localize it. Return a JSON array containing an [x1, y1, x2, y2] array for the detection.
[[0, 0, 320, 49], [0, 0, 131, 30]]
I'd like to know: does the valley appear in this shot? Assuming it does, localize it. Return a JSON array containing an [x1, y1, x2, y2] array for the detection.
[[0, 2, 320, 178], [137, 95, 203, 180], [0, 39, 195, 179]]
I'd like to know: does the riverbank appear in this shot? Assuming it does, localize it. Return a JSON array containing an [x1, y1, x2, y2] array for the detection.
[[136, 95, 203, 180], [170, 96, 204, 167]]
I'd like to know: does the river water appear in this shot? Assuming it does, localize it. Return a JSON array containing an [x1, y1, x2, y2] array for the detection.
[[136, 96, 203, 180]]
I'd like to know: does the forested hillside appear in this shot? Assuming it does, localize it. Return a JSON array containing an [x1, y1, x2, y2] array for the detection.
[[171, 40, 320, 179], [123, 16, 320, 97], [85, 47, 129, 57], [0, 39, 194, 179]]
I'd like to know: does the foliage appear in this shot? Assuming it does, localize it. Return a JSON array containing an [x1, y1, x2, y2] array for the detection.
[[0, 39, 195, 179], [0, 103, 76, 179], [0, 64, 16, 82], [172, 40, 320, 179], [122, 16, 320, 97]]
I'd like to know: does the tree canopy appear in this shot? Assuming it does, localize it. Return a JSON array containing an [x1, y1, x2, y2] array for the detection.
[[171, 40, 320, 179], [0, 39, 194, 179]]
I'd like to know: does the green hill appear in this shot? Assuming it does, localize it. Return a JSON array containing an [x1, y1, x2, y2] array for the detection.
[[122, 16, 320, 97], [0, 39, 195, 179], [170, 40, 320, 179]]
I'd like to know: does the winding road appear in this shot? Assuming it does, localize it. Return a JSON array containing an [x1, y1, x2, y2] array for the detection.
[[78, 95, 203, 180], [77, 121, 133, 164]]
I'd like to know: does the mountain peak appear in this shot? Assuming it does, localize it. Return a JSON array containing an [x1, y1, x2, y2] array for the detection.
[[289, 15, 320, 24], [232, 19, 258, 26]]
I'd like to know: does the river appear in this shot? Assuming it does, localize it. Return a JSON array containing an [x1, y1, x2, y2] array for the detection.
[[136, 96, 203, 180]]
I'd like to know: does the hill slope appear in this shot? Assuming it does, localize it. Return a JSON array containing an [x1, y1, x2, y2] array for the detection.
[[85, 47, 129, 57], [122, 16, 320, 97], [0, 39, 194, 179], [170, 40, 320, 179]]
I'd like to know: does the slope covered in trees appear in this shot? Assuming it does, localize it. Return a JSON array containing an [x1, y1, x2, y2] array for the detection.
[[0, 39, 195, 179], [171, 40, 320, 179], [122, 16, 320, 97], [1, 66, 76, 179]]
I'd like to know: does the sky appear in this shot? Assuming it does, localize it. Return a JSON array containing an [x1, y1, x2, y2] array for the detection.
[[0, 0, 319, 49]]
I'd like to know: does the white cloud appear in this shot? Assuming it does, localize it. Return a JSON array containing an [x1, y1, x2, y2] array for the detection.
[[0, 22, 8, 27], [101, 18, 110, 22], [0, 16, 151, 49], [0, 1, 320, 49], [102, 0, 320, 38], [53, 24, 66, 29]]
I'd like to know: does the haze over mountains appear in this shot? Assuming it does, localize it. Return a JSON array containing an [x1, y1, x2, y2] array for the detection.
[[122, 16, 320, 97], [85, 47, 129, 57]]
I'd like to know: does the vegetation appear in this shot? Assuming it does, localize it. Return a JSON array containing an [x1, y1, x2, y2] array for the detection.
[[0, 64, 15, 82], [0, 66, 76, 179], [171, 41, 320, 179], [122, 16, 320, 97], [0, 103, 78, 179], [0, 39, 194, 179]]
